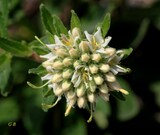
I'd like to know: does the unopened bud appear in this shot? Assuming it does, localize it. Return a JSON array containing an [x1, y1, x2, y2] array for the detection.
[[52, 60, 63, 70], [73, 60, 81, 68], [52, 73, 62, 83], [105, 72, 116, 82], [81, 53, 90, 62], [62, 80, 71, 91], [72, 27, 81, 38], [92, 53, 102, 62], [94, 75, 104, 85], [66, 90, 75, 100], [79, 41, 90, 52], [87, 93, 95, 103], [56, 48, 68, 58], [63, 58, 72, 66], [62, 69, 73, 79], [99, 83, 108, 94], [100, 64, 110, 73], [76, 85, 86, 97], [69, 96, 77, 106], [89, 64, 98, 74], [105, 48, 116, 56], [69, 48, 78, 58], [54, 86, 63, 96], [77, 97, 86, 108]]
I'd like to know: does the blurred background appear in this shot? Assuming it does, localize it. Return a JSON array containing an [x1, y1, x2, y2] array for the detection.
[[0, 0, 160, 135]]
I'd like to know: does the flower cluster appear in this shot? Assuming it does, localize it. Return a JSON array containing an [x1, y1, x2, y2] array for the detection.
[[32, 26, 131, 122]]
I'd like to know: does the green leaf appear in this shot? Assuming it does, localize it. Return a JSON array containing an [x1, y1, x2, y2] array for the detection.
[[29, 39, 49, 55], [0, 98, 20, 124], [150, 81, 160, 107], [42, 88, 56, 112], [0, 53, 11, 96], [62, 117, 87, 135], [70, 10, 81, 30], [0, 38, 32, 57], [53, 15, 68, 35], [0, 0, 9, 37], [116, 78, 140, 121], [101, 13, 111, 37], [40, 4, 56, 34], [94, 98, 111, 129], [110, 91, 126, 101], [118, 48, 133, 60], [0, 53, 11, 71], [29, 65, 47, 76]]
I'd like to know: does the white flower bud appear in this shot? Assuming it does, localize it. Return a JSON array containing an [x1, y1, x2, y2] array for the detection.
[[42, 61, 52, 68], [99, 64, 110, 73], [105, 48, 116, 56], [52, 73, 62, 83], [99, 83, 108, 94], [93, 75, 104, 85], [72, 27, 81, 38], [62, 69, 73, 79], [89, 64, 98, 74], [105, 72, 116, 82], [54, 86, 63, 96], [92, 53, 102, 62], [77, 97, 86, 108], [52, 60, 63, 70], [81, 53, 90, 62], [63, 58, 72, 66], [66, 90, 75, 100], [62, 80, 71, 91], [76, 85, 85, 97], [73, 60, 81, 68], [69, 48, 78, 58], [79, 41, 90, 52], [87, 93, 96, 103], [56, 48, 68, 58], [69, 96, 77, 106]]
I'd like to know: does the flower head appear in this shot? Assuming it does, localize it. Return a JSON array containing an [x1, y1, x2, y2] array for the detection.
[[29, 25, 132, 122]]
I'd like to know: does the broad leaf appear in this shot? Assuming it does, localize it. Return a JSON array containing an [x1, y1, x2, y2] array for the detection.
[[110, 91, 126, 101], [0, 98, 20, 124], [40, 4, 56, 34], [42, 88, 56, 112], [0, 53, 11, 96], [29, 36, 50, 55], [70, 10, 81, 30], [0, 38, 32, 57], [101, 13, 110, 37], [53, 15, 68, 35], [116, 78, 140, 121], [94, 98, 111, 129], [119, 48, 133, 60]]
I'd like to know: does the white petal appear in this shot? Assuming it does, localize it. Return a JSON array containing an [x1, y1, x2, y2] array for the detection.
[[84, 31, 93, 43], [96, 48, 106, 53], [40, 52, 56, 59], [41, 74, 53, 81], [54, 35, 63, 45], [101, 36, 112, 47], [74, 76, 81, 87], [71, 71, 79, 82], [94, 27, 104, 44]]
